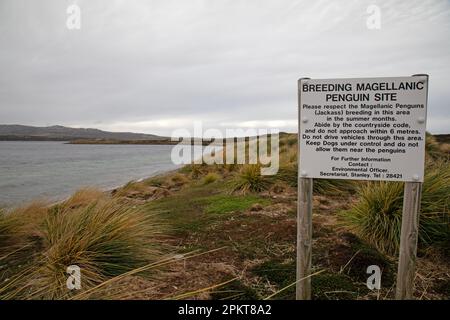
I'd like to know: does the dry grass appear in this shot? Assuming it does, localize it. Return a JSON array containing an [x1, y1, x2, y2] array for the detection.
[[0, 188, 165, 300]]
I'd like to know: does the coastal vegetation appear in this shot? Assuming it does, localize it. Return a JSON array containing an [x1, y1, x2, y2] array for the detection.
[[0, 190, 164, 299], [0, 133, 449, 300]]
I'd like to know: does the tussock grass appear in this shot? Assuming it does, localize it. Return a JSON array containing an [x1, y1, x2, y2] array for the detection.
[[230, 165, 271, 194], [340, 161, 450, 255], [0, 189, 164, 300]]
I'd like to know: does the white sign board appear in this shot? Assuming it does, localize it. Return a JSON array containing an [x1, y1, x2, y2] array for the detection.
[[299, 76, 428, 182]]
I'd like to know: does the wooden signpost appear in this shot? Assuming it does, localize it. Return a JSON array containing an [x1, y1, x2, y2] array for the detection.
[[296, 77, 312, 300], [296, 75, 429, 300], [395, 181, 422, 299]]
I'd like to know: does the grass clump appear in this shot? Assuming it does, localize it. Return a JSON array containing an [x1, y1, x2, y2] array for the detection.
[[340, 162, 450, 255], [230, 165, 271, 194], [37, 201, 161, 298], [0, 189, 164, 300], [203, 173, 220, 185]]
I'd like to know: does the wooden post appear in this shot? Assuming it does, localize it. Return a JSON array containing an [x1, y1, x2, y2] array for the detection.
[[395, 74, 428, 300], [296, 78, 313, 300], [296, 177, 313, 300], [395, 182, 422, 299]]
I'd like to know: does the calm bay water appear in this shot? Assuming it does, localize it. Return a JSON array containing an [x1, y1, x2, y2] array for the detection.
[[0, 141, 180, 207]]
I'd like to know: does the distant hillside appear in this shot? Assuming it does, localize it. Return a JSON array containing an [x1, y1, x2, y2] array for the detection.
[[0, 125, 165, 141]]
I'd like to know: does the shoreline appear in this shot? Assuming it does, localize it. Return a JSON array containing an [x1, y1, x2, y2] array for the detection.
[[1, 166, 182, 210]]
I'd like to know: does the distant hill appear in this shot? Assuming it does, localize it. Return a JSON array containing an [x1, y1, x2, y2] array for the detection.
[[0, 125, 165, 141]]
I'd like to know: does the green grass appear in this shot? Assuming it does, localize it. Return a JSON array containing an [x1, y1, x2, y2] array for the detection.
[[199, 194, 271, 215]]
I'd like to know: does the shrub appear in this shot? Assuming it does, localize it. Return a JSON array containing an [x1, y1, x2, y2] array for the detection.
[[340, 162, 450, 255], [230, 165, 271, 194]]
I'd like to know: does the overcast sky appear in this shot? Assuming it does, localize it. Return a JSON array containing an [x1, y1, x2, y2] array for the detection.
[[0, 0, 449, 135]]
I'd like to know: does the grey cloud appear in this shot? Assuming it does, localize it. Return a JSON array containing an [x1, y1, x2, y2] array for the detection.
[[0, 0, 449, 135]]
